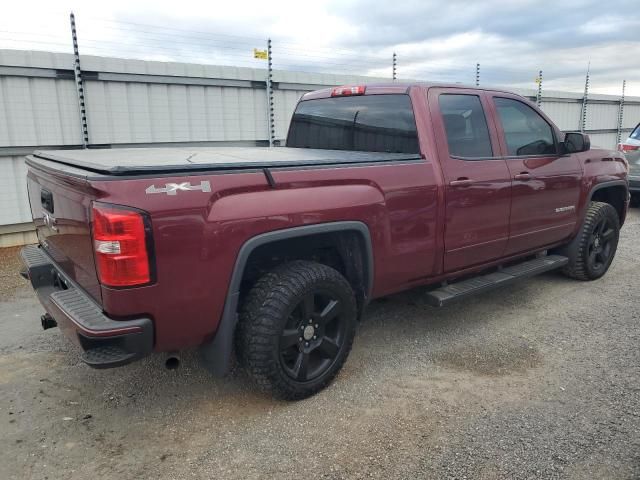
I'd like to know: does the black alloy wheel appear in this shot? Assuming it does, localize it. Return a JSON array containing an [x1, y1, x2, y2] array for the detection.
[[237, 260, 358, 400], [279, 290, 347, 382], [560, 201, 620, 280], [586, 215, 616, 274]]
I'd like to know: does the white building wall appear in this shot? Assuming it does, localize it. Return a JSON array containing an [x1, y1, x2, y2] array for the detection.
[[0, 76, 81, 146], [539, 102, 582, 131], [586, 103, 621, 131], [623, 104, 640, 130], [0, 156, 31, 224]]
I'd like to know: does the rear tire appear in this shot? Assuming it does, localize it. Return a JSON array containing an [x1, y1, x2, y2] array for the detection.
[[561, 201, 620, 281], [237, 261, 357, 400]]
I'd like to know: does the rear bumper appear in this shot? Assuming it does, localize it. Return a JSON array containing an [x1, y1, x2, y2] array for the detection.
[[20, 245, 153, 368], [629, 176, 640, 193]]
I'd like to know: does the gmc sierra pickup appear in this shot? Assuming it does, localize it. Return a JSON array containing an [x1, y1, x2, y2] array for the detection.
[[20, 83, 629, 399]]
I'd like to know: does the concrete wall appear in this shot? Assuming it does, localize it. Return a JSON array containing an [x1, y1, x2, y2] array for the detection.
[[1, 49, 638, 246]]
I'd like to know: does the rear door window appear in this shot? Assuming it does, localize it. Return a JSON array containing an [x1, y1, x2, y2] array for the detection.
[[286, 94, 419, 153], [438, 94, 493, 159], [494, 97, 556, 156]]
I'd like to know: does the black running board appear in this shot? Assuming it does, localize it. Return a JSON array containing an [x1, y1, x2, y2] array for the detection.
[[425, 255, 569, 307]]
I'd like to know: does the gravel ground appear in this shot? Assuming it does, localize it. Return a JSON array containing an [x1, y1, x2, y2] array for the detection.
[[0, 211, 639, 480], [0, 246, 25, 302]]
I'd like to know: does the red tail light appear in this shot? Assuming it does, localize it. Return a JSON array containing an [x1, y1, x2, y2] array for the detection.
[[91, 203, 153, 287], [331, 85, 366, 97], [619, 143, 639, 152]]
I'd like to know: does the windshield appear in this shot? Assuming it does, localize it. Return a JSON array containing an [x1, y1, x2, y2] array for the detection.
[[286, 94, 419, 153], [630, 124, 640, 141]]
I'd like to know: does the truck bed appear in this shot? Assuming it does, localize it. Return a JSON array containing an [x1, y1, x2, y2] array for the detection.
[[31, 147, 422, 176]]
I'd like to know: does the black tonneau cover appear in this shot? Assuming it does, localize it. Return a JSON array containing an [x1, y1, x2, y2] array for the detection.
[[32, 147, 421, 176]]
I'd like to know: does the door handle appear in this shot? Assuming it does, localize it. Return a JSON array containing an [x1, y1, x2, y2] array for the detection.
[[514, 172, 532, 181], [449, 178, 473, 187]]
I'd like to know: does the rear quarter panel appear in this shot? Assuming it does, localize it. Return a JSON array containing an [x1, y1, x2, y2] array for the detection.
[[91, 159, 439, 351]]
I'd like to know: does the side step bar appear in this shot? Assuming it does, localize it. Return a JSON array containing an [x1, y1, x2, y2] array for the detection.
[[425, 255, 569, 307]]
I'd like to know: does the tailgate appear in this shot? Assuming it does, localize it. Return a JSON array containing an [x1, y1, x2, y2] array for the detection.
[[26, 162, 101, 304]]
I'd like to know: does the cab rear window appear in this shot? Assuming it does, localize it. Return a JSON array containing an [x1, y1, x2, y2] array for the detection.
[[286, 94, 419, 153]]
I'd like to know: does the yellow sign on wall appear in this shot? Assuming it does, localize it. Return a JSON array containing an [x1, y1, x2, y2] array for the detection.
[[253, 49, 268, 60]]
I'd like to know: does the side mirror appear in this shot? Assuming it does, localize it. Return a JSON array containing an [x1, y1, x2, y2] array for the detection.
[[563, 132, 591, 154]]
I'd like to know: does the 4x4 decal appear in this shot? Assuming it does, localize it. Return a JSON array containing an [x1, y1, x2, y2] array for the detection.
[[145, 181, 211, 196]]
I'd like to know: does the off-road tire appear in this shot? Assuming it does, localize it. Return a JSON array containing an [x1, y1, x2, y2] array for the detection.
[[237, 261, 357, 400], [561, 201, 620, 281]]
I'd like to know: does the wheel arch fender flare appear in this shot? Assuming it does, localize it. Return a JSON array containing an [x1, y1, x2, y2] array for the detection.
[[200, 221, 374, 377], [587, 179, 628, 200], [583, 179, 629, 225]]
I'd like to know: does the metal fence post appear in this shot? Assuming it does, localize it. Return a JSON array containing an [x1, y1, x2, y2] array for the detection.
[[475, 63, 480, 87], [616, 80, 626, 146], [536, 70, 543, 108], [392, 53, 397, 81], [70, 12, 89, 148], [266, 38, 275, 147], [580, 63, 590, 133]]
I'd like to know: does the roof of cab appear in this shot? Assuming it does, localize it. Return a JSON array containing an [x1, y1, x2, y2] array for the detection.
[[300, 82, 526, 101]]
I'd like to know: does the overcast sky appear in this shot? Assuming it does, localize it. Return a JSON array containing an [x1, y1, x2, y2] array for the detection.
[[2, 0, 639, 95]]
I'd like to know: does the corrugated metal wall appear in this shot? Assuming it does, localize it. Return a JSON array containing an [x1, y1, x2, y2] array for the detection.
[[0, 156, 31, 224], [84, 82, 269, 143], [1, 49, 638, 246], [622, 104, 640, 129], [0, 76, 81, 146], [539, 102, 583, 131]]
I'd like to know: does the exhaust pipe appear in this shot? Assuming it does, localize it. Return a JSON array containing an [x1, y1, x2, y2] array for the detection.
[[165, 352, 181, 370], [41, 314, 57, 330]]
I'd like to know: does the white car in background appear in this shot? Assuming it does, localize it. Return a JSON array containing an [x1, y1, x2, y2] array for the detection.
[[619, 123, 640, 206]]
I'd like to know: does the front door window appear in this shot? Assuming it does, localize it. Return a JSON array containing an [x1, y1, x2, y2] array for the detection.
[[494, 97, 556, 156]]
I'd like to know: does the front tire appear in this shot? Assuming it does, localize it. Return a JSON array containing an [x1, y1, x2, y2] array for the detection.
[[237, 261, 357, 400], [561, 201, 620, 281]]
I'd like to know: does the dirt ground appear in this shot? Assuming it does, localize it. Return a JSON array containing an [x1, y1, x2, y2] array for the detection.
[[0, 210, 639, 480]]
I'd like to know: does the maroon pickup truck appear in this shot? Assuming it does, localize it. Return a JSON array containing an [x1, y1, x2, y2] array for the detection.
[[20, 83, 629, 399]]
